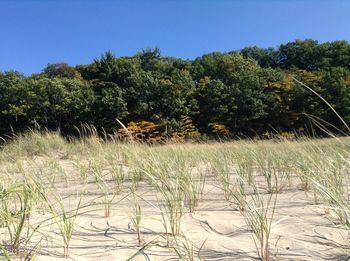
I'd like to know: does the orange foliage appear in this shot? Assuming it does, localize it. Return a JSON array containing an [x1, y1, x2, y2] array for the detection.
[[209, 123, 231, 137], [171, 116, 201, 142], [117, 121, 162, 142]]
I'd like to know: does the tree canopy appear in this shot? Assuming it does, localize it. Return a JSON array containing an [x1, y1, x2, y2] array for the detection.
[[1, 40, 350, 140]]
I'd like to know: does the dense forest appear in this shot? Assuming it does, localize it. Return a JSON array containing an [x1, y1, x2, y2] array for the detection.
[[1, 39, 350, 141]]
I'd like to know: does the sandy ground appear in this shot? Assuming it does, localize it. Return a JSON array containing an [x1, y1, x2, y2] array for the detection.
[[1, 158, 350, 261]]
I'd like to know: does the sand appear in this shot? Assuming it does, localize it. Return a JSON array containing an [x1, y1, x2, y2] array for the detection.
[[1, 157, 349, 261]]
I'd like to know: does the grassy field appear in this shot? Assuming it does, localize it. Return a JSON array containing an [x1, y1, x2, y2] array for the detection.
[[0, 132, 350, 260]]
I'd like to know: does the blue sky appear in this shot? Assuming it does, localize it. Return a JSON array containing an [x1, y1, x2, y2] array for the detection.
[[0, 0, 349, 75]]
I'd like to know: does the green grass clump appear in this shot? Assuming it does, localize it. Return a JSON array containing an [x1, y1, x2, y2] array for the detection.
[[1, 131, 350, 260]]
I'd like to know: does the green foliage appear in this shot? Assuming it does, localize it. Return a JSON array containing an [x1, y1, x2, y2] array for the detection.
[[240, 46, 277, 67], [194, 53, 269, 133], [1, 39, 350, 139], [43, 63, 83, 80]]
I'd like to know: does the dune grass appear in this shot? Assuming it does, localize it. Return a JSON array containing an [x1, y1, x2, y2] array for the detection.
[[0, 132, 350, 260]]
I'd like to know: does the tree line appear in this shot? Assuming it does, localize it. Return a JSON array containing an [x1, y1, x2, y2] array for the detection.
[[1, 39, 350, 140]]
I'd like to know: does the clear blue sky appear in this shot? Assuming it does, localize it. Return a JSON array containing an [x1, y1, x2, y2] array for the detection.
[[1, 0, 349, 75]]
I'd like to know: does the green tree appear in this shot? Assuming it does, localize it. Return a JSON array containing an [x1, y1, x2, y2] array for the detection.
[[194, 53, 269, 133], [0, 71, 28, 131], [240, 47, 277, 68], [43, 63, 83, 79], [196, 77, 236, 129], [276, 39, 320, 70], [92, 81, 128, 130]]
